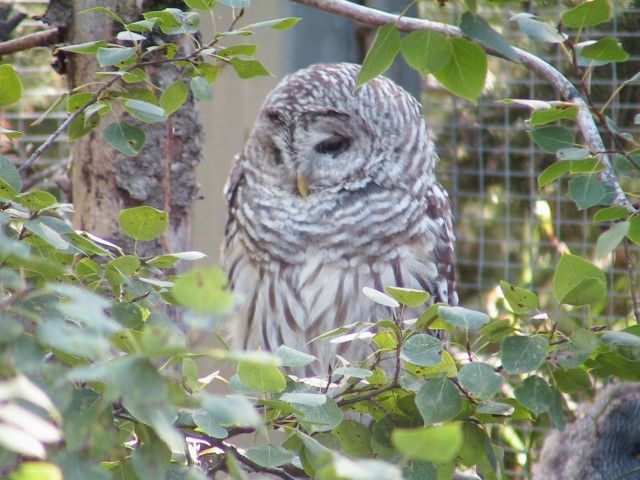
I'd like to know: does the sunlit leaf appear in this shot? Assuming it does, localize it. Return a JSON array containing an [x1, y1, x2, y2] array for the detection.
[[501, 336, 549, 374], [0, 64, 23, 107], [432, 38, 487, 103], [356, 23, 401, 88], [553, 253, 606, 306]]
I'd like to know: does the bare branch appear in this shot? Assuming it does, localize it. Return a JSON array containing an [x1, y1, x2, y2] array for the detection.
[[291, 0, 634, 211], [0, 28, 61, 56]]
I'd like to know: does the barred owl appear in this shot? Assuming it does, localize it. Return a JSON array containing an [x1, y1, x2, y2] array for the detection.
[[223, 63, 456, 375]]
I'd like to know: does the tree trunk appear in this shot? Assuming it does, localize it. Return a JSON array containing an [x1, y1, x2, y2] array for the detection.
[[66, 0, 202, 258]]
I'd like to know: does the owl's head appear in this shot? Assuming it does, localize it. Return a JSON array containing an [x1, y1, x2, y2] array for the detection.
[[241, 63, 436, 198]]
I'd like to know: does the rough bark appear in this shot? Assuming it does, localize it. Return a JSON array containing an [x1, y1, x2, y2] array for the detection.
[[66, 0, 202, 258]]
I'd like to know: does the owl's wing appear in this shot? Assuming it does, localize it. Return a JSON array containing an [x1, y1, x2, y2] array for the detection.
[[425, 182, 458, 306], [223, 153, 246, 250]]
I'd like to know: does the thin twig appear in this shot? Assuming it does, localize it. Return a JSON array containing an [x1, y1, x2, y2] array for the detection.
[[291, 0, 634, 212], [336, 380, 400, 408], [623, 237, 640, 324]]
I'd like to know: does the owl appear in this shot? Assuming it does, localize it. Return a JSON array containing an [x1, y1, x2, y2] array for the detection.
[[223, 63, 457, 376]]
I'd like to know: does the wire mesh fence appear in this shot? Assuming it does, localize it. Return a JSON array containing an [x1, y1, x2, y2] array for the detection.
[[424, 1, 640, 476]]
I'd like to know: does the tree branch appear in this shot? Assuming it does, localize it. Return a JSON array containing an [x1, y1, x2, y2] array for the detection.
[[291, 0, 634, 211], [0, 28, 61, 56]]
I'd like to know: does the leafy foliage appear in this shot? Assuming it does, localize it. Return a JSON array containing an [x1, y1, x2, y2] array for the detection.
[[0, 0, 639, 479]]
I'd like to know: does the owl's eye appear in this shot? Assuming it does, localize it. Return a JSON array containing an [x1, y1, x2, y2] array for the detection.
[[314, 135, 351, 156], [271, 145, 283, 165]]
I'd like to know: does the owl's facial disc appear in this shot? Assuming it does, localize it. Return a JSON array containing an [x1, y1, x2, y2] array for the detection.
[[290, 114, 370, 196]]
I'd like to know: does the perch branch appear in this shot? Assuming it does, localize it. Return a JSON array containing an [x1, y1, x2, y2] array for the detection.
[[291, 0, 634, 211], [0, 28, 61, 56]]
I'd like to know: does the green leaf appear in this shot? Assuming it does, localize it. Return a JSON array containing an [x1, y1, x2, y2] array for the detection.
[[192, 411, 228, 439], [356, 23, 401, 88], [171, 267, 232, 313], [132, 437, 171, 480], [401, 31, 452, 76], [0, 126, 23, 139], [593, 206, 628, 222], [9, 462, 63, 480], [432, 38, 487, 103], [66, 93, 94, 113], [511, 13, 567, 43], [556, 148, 593, 161], [160, 80, 189, 116], [0, 64, 23, 107], [553, 253, 606, 306], [237, 361, 286, 393], [538, 161, 573, 188], [596, 221, 629, 258], [15, 191, 57, 211], [105, 255, 140, 275], [415, 377, 462, 425], [275, 345, 316, 368], [103, 122, 146, 156], [190, 76, 213, 101], [80, 6, 125, 25], [119, 206, 168, 241], [184, 0, 216, 10], [333, 420, 373, 457], [57, 40, 108, 54], [458, 362, 503, 400], [500, 336, 549, 374], [295, 396, 343, 434], [0, 155, 22, 192], [530, 106, 578, 126], [111, 302, 144, 330], [401, 334, 443, 366], [569, 158, 603, 174], [392, 424, 463, 463], [562, 0, 612, 28], [230, 58, 271, 79], [242, 17, 301, 30], [438, 305, 489, 329], [548, 389, 567, 431], [245, 446, 294, 468], [68, 114, 99, 141], [554, 367, 592, 393], [460, 12, 519, 63], [362, 287, 400, 308], [601, 331, 640, 348], [384, 286, 430, 307], [500, 281, 539, 313], [24, 219, 70, 250], [580, 37, 629, 63], [530, 126, 574, 153], [201, 393, 262, 428], [96, 47, 137, 67], [123, 99, 166, 123], [627, 216, 640, 246], [568, 175, 606, 210], [514, 375, 553, 415]]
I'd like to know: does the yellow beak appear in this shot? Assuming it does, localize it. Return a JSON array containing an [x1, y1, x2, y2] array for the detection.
[[296, 171, 309, 198]]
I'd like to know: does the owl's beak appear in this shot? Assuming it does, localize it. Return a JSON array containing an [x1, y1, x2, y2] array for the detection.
[[296, 171, 309, 198]]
